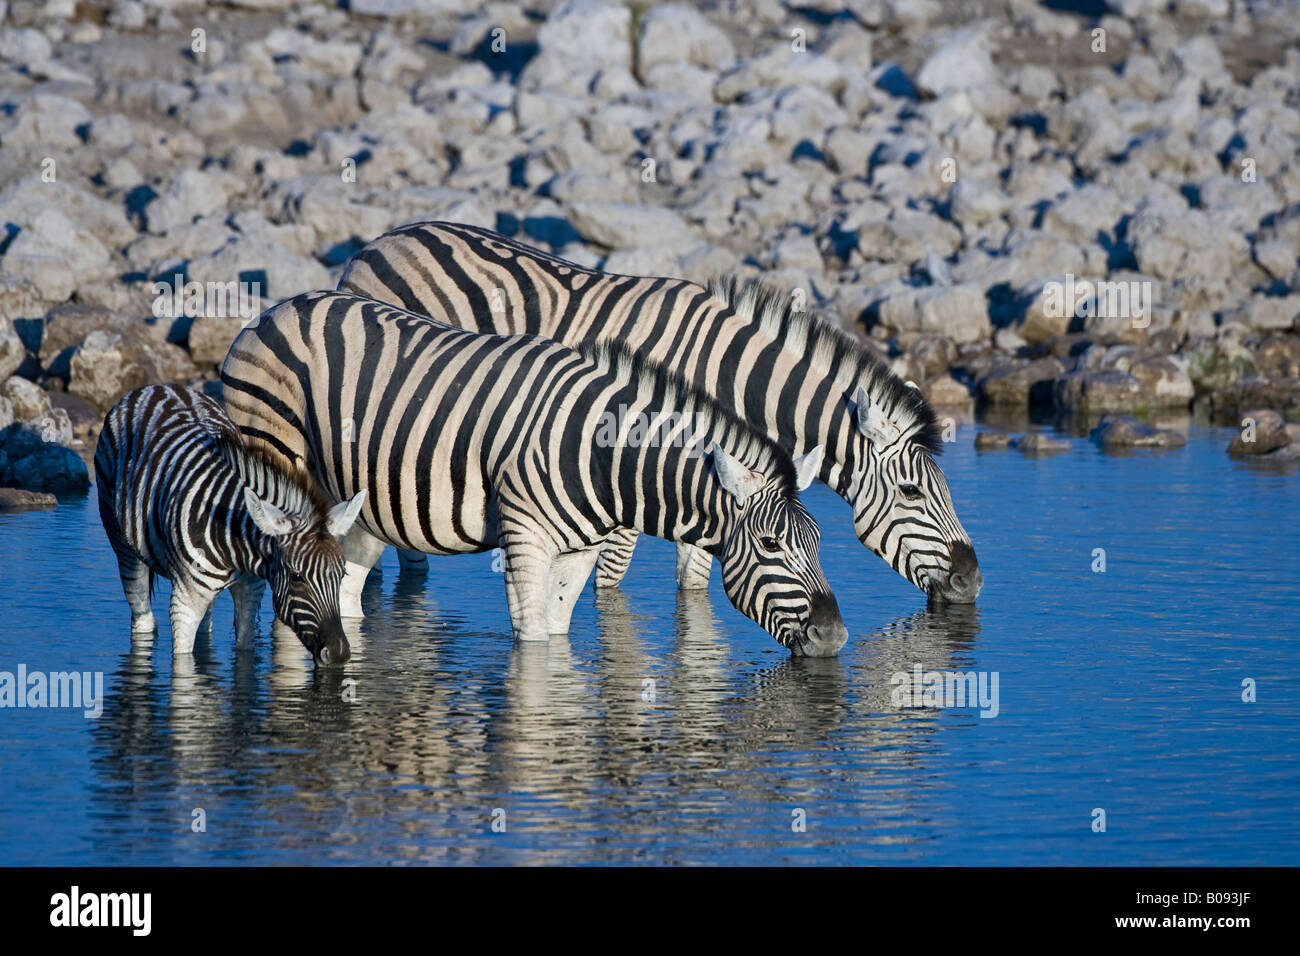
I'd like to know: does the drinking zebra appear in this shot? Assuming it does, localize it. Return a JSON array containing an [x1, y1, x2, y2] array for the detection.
[[220, 292, 848, 656], [94, 384, 367, 664], [339, 221, 981, 602]]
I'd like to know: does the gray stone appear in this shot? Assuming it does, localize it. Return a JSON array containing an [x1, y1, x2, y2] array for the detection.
[[0, 487, 58, 510], [0, 209, 112, 303], [1054, 369, 1148, 413], [0, 318, 25, 382], [68, 330, 199, 413], [0, 423, 89, 495], [638, 4, 735, 73], [875, 284, 991, 346], [1017, 432, 1071, 456], [1227, 409, 1290, 455], [3, 376, 50, 421], [974, 431, 1014, 450], [1091, 415, 1187, 448], [188, 316, 252, 368], [915, 27, 997, 97], [1211, 378, 1300, 424], [977, 357, 1066, 406], [568, 201, 695, 250]]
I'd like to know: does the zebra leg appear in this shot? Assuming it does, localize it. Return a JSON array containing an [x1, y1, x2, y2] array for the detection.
[[501, 539, 553, 643], [231, 573, 266, 648], [545, 548, 601, 635], [396, 549, 429, 575], [111, 545, 156, 634], [675, 543, 713, 590], [170, 584, 218, 656], [339, 525, 387, 618], [593, 527, 638, 589]]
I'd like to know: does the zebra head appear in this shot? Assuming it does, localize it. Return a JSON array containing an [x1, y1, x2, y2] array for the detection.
[[847, 385, 982, 603], [243, 487, 368, 665], [710, 444, 848, 657]]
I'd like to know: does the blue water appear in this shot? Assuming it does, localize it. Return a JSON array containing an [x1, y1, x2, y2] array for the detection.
[[1, 420, 1296, 865]]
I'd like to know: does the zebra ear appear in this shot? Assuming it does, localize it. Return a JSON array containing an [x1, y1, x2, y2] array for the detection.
[[709, 443, 763, 506], [793, 445, 823, 491], [244, 487, 295, 538], [853, 386, 902, 449], [327, 489, 367, 538]]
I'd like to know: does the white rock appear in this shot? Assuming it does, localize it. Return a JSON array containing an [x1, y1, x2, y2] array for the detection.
[[639, 4, 735, 72], [0, 209, 111, 303], [567, 201, 695, 250], [3, 376, 51, 421], [916, 27, 997, 97]]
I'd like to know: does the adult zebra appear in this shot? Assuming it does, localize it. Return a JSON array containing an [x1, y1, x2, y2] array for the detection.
[[339, 221, 981, 602], [220, 291, 848, 656], [95, 384, 367, 663]]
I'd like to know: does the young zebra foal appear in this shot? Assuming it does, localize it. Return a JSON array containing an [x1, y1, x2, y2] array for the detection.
[[95, 384, 367, 664], [221, 292, 849, 656]]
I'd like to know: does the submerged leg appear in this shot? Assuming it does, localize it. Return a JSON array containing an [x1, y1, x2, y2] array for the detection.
[[231, 574, 267, 648], [396, 549, 429, 575], [593, 527, 638, 589], [500, 530, 554, 643], [113, 545, 157, 634], [675, 543, 712, 590], [545, 548, 601, 635], [170, 584, 218, 656], [339, 525, 387, 618]]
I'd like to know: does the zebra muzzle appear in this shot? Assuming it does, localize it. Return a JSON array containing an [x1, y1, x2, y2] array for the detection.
[[315, 632, 351, 666], [794, 593, 849, 657]]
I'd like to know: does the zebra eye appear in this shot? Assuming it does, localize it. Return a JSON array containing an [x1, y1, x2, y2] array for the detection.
[[759, 535, 781, 553], [899, 483, 923, 500]]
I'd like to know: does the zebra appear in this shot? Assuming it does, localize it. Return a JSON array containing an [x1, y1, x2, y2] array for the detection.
[[219, 291, 848, 656], [94, 384, 367, 664], [338, 221, 982, 602]]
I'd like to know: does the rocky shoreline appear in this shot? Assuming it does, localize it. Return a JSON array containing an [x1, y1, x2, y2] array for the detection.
[[2, 0, 1298, 501]]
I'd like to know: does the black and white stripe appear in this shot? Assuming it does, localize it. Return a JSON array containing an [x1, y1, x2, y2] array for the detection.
[[340, 221, 982, 602], [220, 292, 847, 655], [94, 384, 365, 664]]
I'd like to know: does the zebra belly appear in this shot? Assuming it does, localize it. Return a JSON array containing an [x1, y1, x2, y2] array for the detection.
[[311, 429, 500, 557]]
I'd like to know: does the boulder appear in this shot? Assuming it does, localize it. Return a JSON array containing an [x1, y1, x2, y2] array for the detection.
[[1017, 432, 1071, 456], [1185, 337, 1258, 395], [638, 4, 735, 73], [1226, 409, 1291, 455], [1090, 415, 1187, 448], [922, 373, 971, 408], [976, 357, 1066, 406], [1054, 369, 1148, 413], [2, 376, 51, 421], [915, 27, 997, 97], [875, 284, 990, 346], [0, 318, 26, 382], [68, 330, 199, 413], [0, 424, 90, 495], [567, 201, 695, 250], [0, 487, 58, 511], [1210, 378, 1300, 424], [188, 316, 253, 368], [974, 431, 1014, 450], [1127, 355, 1194, 408]]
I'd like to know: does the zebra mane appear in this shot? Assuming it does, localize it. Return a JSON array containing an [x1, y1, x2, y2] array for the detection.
[[218, 436, 336, 530], [573, 339, 801, 495], [707, 275, 944, 455]]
